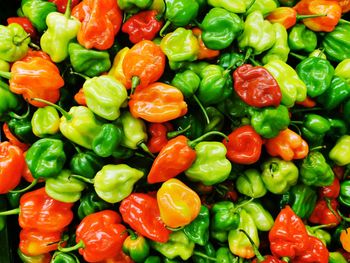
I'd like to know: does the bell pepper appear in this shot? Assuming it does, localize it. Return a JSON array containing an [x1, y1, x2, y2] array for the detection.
[[264, 59, 307, 107], [40, 0, 80, 62], [322, 23, 350, 62], [123, 40, 165, 91], [77, 191, 111, 220], [157, 178, 201, 228], [329, 135, 350, 166], [210, 201, 240, 232], [69, 149, 105, 179], [119, 193, 171, 243], [240, 199, 274, 232], [309, 199, 341, 226], [301, 113, 331, 147], [123, 231, 150, 263], [17, 249, 51, 263], [249, 105, 290, 139], [108, 47, 129, 87], [339, 180, 350, 206], [296, 57, 334, 98], [7, 17, 37, 39], [293, 0, 342, 32], [238, 10, 276, 55], [7, 112, 38, 144], [31, 106, 60, 138], [0, 23, 30, 62], [72, 0, 122, 50], [150, 230, 195, 260], [117, 0, 153, 13], [0, 141, 25, 194], [192, 28, 220, 60], [68, 42, 111, 78], [0, 81, 22, 122], [233, 64, 282, 108], [306, 225, 331, 247], [236, 169, 267, 198], [183, 205, 210, 246], [288, 23, 317, 53], [245, 0, 279, 15], [200, 7, 243, 50], [261, 157, 299, 194]]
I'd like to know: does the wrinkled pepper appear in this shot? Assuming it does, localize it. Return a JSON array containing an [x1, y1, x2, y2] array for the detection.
[[183, 205, 210, 246], [31, 106, 60, 138], [236, 169, 267, 198], [288, 23, 318, 53]]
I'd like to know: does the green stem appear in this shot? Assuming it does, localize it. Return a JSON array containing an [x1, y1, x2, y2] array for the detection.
[[31, 98, 72, 121], [130, 76, 140, 95], [138, 142, 155, 158], [29, 42, 40, 50], [0, 207, 20, 216], [70, 70, 90, 80], [239, 229, 265, 262], [69, 174, 94, 184], [233, 197, 254, 212], [9, 179, 38, 194], [337, 209, 350, 223], [281, 257, 290, 262], [188, 131, 229, 148], [125, 229, 138, 240], [0, 71, 11, 79], [248, 57, 261, 66], [245, 0, 257, 13], [13, 33, 30, 46], [296, 14, 327, 20], [8, 104, 30, 119], [291, 107, 322, 113], [167, 124, 191, 139], [166, 225, 184, 231], [309, 145, 326, 152], [193, 251, 217, 262], [290, 121, 303, 125], [289, 123, 302, 136], [159, 20, 171, 37], [289, 52, 306, 60], [65, 0, 72, 18], [325, 198, 341, 222], [193, 94, 210, 124], [58, 240, 85, 253], [243, 47, 253, 63], [308, 223, 336, 230]]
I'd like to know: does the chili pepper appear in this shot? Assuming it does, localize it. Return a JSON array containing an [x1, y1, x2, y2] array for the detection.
[[68, 42, 111, 78], [278, 0, 298, 6], [241, 199, 274, 232], [319, 177, 340, 199], [300, 113, 331, 147], [7, 17, 37, 39], [264, 59, 307, 108], [122, 231, 150, 263], [306, 225, 332, 247], [51, 252, 80, 263], [0, 81, 22, 122], [204, 106, 224, 133], [20, 0, 57, 32], [249, 105, 290, 139], [340, 227, 350, 252], [192, 242, 216, 263], [238, 11, 275, 55], [69, 149, 105, 179], [261, 157, 299, 194], [183, 205, 210, 246], [108, 47, 129, 87], [236, 169, 267, 198], [218, 52, 244, 70], [322, 23, 350, 62], [122, 10, 163, 44], [31, 106, 60, 138], [17, 249, 51, 263], [329, 135, 350, 166], [192, 28, 219, 60], [335, 58, 350, 85], [339, 180, 350, 206], [77, 191, 111, 220], [309, 199, 341, 226], [40, 0, 81, 62], [150, 230, 195, 260], [245, 0, 278, 15], [200, 7, 243, 50], [288, 23, 318, 53], [293, 0, 342, 32], [25, 138, 66, 179], [2, 123, 29, 151], [91, 123, 123, 158], [117, 0, 153, 13], [172, 110, 206, 140], [145, 256, 162, 263], [215, 247, 236, 262], [211, 230, 228, 243], [72, 0, 122, 50], [7, 113, 38, 144], [119, 193, 171, 243], [294, 235, 329, 263], [210, 201, 240, 232], [48, 0, 80, 13], [329, 251, 348, 263], [233, 64, 282, 108]]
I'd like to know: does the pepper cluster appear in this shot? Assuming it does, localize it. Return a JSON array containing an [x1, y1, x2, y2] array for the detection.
[[1, 0, 350, 262]]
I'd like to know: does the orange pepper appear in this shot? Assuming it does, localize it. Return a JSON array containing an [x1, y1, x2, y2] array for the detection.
[[338, 0, 350, 12], [20, 49, 51, 62], [129, 82, 188, 123], [296, 96, 317, 108], [192, 28, 220, 60], [265, 128, 309, 161], [340, 227, 350, 252], [2, 123, 29, 151], [74, 88, 87, 106], [157, 178, 201, 228]]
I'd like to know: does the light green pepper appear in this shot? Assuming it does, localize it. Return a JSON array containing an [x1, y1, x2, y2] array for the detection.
[[31, 106, 60, 138]]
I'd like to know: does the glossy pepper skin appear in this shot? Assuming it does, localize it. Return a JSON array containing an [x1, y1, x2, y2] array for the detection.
[[17, 249, 51, 263], [7, 17, 37, 39], [51, 252, 79, 263], [108, 47, 129, 87], [288, 24, 317, 53], [31, 106, 60, 138], [233, 64, 282, 108], [7, 112, 38, 144], [309, 199, 340, 227], [211, 201, 240, 232], [70, 150, 104, 179], [207, 0, 246, 13], [72, 0, 122, 50], [163, 0, 198, 28], [2, 123, 29, 151], [123, 231, 150, 263], [119, 193, 171, 243], [146, 122, 173, 154], [0, 81, 22, 122], [117, 0, 153, 13], [339, 180, 350, 206], [322, 23, 350, 62], [301, 114, 331, 147], [236, 169, 267, 198], [192, 28, 220, 60], [92, 123, 123, 158], [245, 0, 278, 15], [77, 191, 111, 220], [200, 7, 243, 50], [183, 205, 209, 246], [241, 200, 274, 232]]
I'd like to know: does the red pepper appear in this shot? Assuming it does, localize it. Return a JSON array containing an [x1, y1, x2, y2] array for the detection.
[[308, 199, 341, 226], [7, 17, 37, 39], [72, 0, 122, 50], [319, 177, 340, 199], [48, 0, 80, 13], [233, 64, 282, 108], [119, 193, 171, 243], [293, 236, 329, 263], [122, 10, 163, 44], [2, 123, 29, 151], [222, 125, 262, 165], [98, 252, 134, 263], [146, 122, 174, 154], [0, 141, 25, 194]]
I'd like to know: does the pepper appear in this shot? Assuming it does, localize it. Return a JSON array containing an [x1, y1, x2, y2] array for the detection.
[[68, 42, 112, 78], [329, 251, 348, 263], [192, 242, 216, 263], [200, 7, 243, 50], [218, 52, 244, 70], [245, 0, 279, 15], [240, 199, 274, 232], [145, 256, 162, 263], [108, 47, 129, 87], [0, 81, 22, 122], [288, 23, 318, 53], [233, 64, 282, 108], [150, 230, 195, 260], [77, 191, 111, 220], [301, 113, 331, 147], [309, 199, 341, 226], [261, 157, 299, 194], [306, 225, 331, 247], [7, 113, 38, 144], [264, 59, 307, 107], [340, 227, 350, 252], [2, 123, 29, 151], [48, 0, 80, 13], [70, 149, 105, 179], [122, 10, 163, 44], [339, 180, 350, 206], [236, 169, 267, 198], [183, 205, 210, 246], [210, 201, 240, 232], [51, 252, 79, 263], [117, 0, 153, 13], [296, 57, 334, 98], [249, 105, 290, 139], [146, 123, 173, 154], [322, 23, 350, 62], [40, 0, 80, 62], [192, 28, 220, 60], [319, 177, 340, 199], [119, 193, 171, 243], [329, 135, 350, 166], [31, 106, 60, 138], [7, 17, 37, 39], [172, 110, 206, 140], [215, 247, 236, 262], [238, 11, 276, 55], [207, 0, 247, 13], [72, 0, 122, 50], [0, 23, 30, 62], [122, 231, 150, 263], [17, 249, 51, 263]]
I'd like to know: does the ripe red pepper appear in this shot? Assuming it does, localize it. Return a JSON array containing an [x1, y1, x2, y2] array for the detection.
[[222, 125, 262, 165], [48, 0, 80, 13], [7, 17, 37, 39], [309, 199, 341, 226], [233, 64, 282, 108], [293, 236, 329, 263], [0, 141, 25, 194], [146, 122, 174, 154], [2, 122, 29, 151], [122, 10, 163, 44], [319, 177, 340, 199], [119, 193, 171, 243]]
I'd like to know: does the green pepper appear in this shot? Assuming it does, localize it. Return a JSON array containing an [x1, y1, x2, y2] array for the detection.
[[301, 114, 331, 147], [68, 42, 111, 78], [6, 189, 22, 208], [329, 251, 348, 263], [197, 64, 233, 106], [240, 199, 274, 231], [262, 22, 290, 64], [245, 0, 279, 15], [328, 118, 348, 139], [322, 22, 350, 62], [210, 201, 240, 232], [112, 146, 135, 160], [185, 141, 232, 185], [280, 184, 317, 219], [145, 256, 162, 263], [236, 169, 267, 198], [207, 0, 247, 13], [0, 23, 30, 62], [70, 150, 105, 179], [334, 58, 350, 85], [117, 0, 153, 13], [171, 70, 200, 99], [296, 57, 334, 98], [288, 24, 317, 53], [278, 0, 297, 6], [150, 230, 195, 260], [201, 7, 243, 50], [123, 230, 150, 263], [217, 52, 244, 70], [306, 225, 331, 247], [92, 123, 123, 158], [184, 61, 211, 76], [329, 135, 350, 166], [45, 169, 86, 203], [0, 81, 22, 121], [264, 59, 307, 107], [192, 242, 216, 263], [339, 180, 350, 207], [300, 151, 335, 187], [183, 205, 210, 246], [217, 92, 251, 121], [51, 252, 80, 263], [210, 230, 228, 243], [238, 10, 276, 55], [261, 157, 299, 194], [25, 138, 66, 179], [163, 0, 199, 28], [77, 191, 111, 220], [204, 106, 224, 133], [17, 249, 52, 263], [215, 247, 236, 262], [249, 105, 290, 139], [172, 110, 205, 140], [20, 0, 57, 32], [31, 106, 60, 138], [8, 113, 38, 144]]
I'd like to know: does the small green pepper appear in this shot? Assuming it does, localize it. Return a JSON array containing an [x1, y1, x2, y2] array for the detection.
[[123, 230, 150, 263], [329, 251, 348, 263], [322, 23, 350, 62], [339, 180, 350, 207], [145, 256, 162, 263], [92, 123, 123, 158], [171, 70, 200, 99], [163, 0, 199, 28], [217, 52, 244, 70], [244, 0, 279, 15], [210, 201, 240, 232], [240, 199, 274, 231], [31, 106, 60, 138], [117, 0, 153, 13], [0, 81, 22, 122], [8, 113, 38, 144], [329, 135, 350, 166], [215, 247, 236, 262], [301, 114, 331, 147], [70, 149, 105, 179], [192, 242, 216, 263], [183, 205, 210, 246], [236, 169, 267, 198], [77, 191, 111, 220], [51, 252, 80, 263], [288, 24, 317, 53]]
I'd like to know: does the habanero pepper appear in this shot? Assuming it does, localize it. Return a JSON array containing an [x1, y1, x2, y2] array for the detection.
[[0, 81, 22, 123], [236, 169, 267, 198], [7, 17, 37, 39], [309, 198, 341, 226], [17, 249, 51, 263], [2, 123, 29, 151], [48, 0, 80, 13], [191, 28, 220, 60], [319, 177, 340, 199], [31, 106, 60, 138], [146, 122, 173, 154], [122, 230, 150, 263]]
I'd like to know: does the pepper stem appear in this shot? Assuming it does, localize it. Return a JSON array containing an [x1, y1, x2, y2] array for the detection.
[[29, 42, 40, 50], [126, 229, 138, 240], [308, 223, 336, 230], [193, 95, 210, 124], [58, 240, 85, 253], [248, 57, 261, 66], [31, 98, 72, 121], [70, 70, 90, 80], [337, 209, 350, 223], [289, 52, 306, 60], [296, 14, 327, 20], [233, 197, 254, 212], [13, 33, 30, 46], [309, 145, 326, 151], [243, 47, 253, 63], [130, 76, 140, 95], [325, 198, 341, 222], [239, 229, 265, 262], [167, 124, 191, 139], [188, 131, 229, 148], [159, 20, 171, 37], [65, 0, 72, 18], [0, 207, 20, 216], [291, 107, 322, 113], [69, 174, 94, 184], [0, 71, 11, 79], [192, 251, 217, 262], [138, 142, 155, 158], [9, 179, 38, 193]]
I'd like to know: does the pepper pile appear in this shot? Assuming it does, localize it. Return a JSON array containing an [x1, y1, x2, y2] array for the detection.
[[1, 0, 350, 262]]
